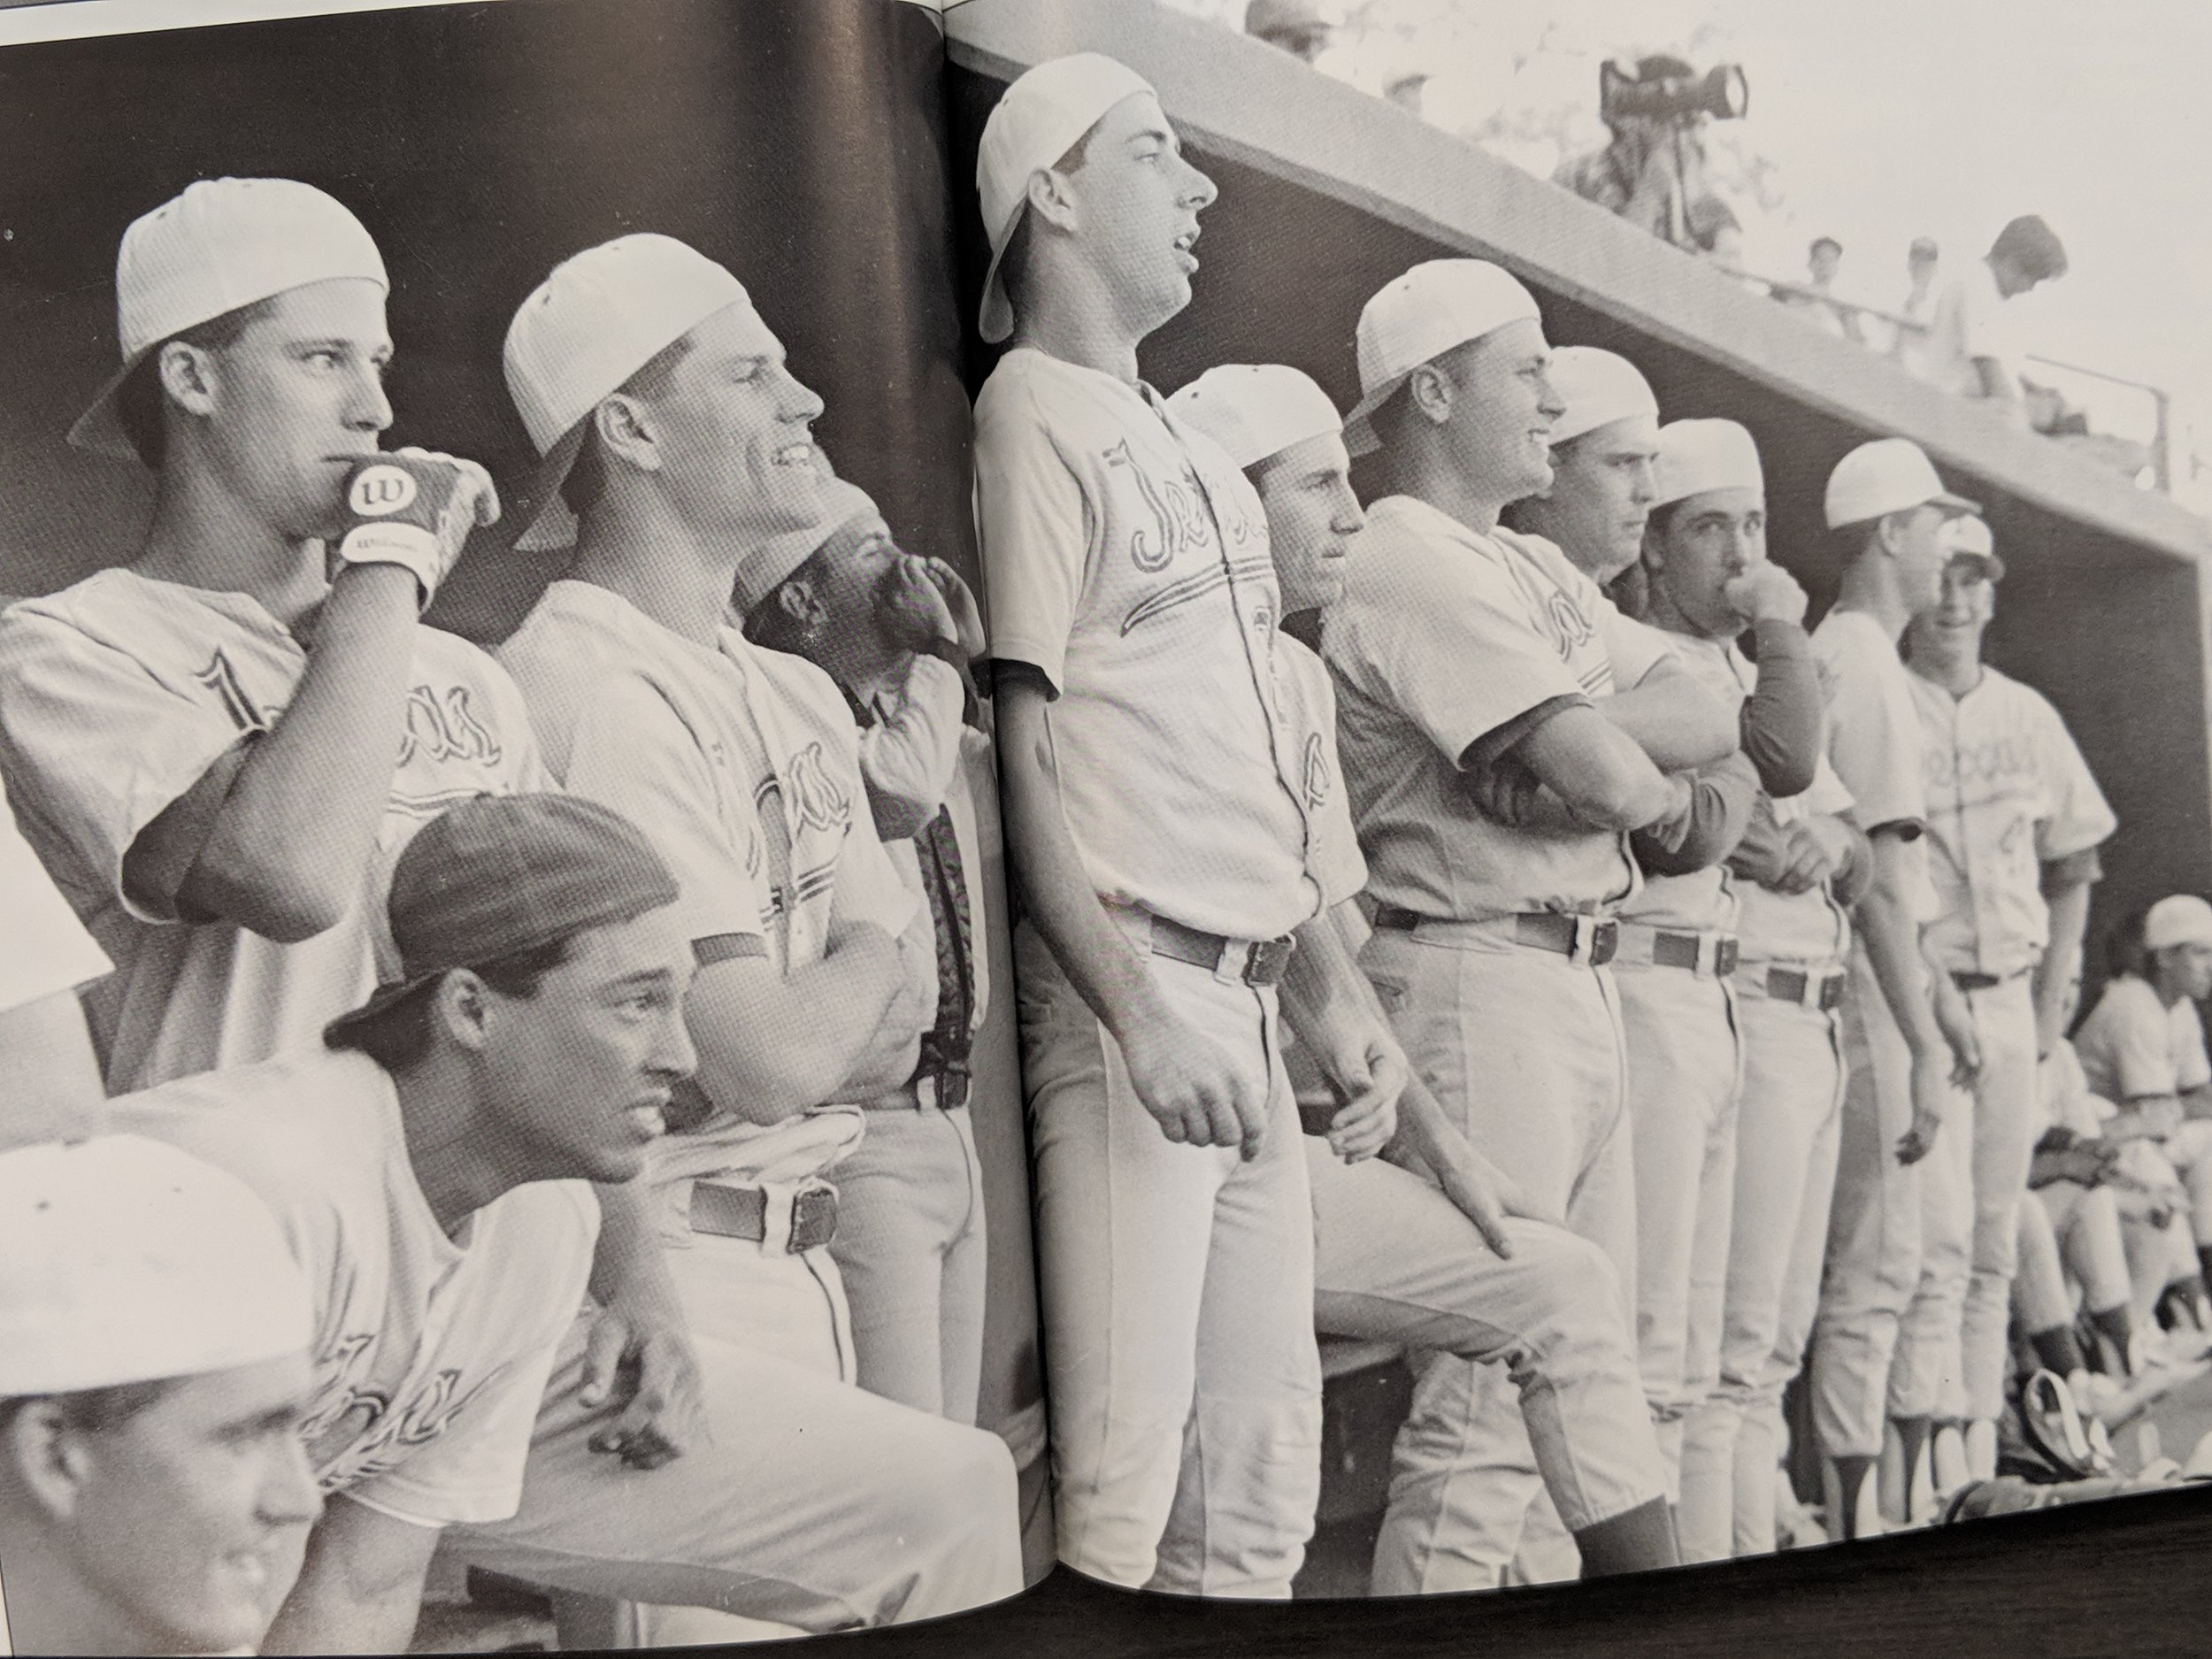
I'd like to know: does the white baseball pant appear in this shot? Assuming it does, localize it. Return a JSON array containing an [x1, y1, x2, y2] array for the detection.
[[1358, 921, 1634, 1593], [2156, 1120, 2212, 1248], [1810, 941, 1923, 1461], [1305, 1140, 1666, 1583], [2016, 1180, 2131, 1334], [1017, 922, 1320, 1599], [449, 1317, 1023, 1632], [1612, 946, 1743, 1503], [1892, 974, 2040, 1425], [828, 1102, 988, 1423], [663, 1204, 854, 1380], [1678, 964, 1846, 1560]]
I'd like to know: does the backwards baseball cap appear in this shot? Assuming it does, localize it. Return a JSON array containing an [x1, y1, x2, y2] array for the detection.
[[733, 476, 885, 618], [976, 54, 1156, 346], [503, 233, 762, 552], [71, 177, 389, 461], [325, 793, 680, 1045], [1547, 346, 1659, 448], [1654, 419, 1763, 508], [1823, 437, 1980, 530], [1344, 259, 1541, 457], [1941, 512, 2007, 580], [2145, 895, 2212, 954], [1167, 364, 1343, 470], [0, 1136, 311, 1397]]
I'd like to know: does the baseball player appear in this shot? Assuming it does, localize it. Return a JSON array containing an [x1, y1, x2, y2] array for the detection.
[[1172, 361, 1678, 1581], [1901, 514, 2116, 1485], [1632, 419, 1871, 1558], [1, 772, 110, 1148], [0, 1136, 317, 1657], [974, 55, 1402, 1595], [104, 794, 1018, 1650], [736, 475, 996, 1424], [1512, 355, 1815, 1545], [1804, 437, 1981, 1537], [0, 178, 523, 1098], [1325, 259, 1737, 1591]]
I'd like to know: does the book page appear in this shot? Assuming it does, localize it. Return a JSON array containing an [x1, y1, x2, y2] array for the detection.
[[0, 1, 1048, 1652], [951, 0, 2212, 1602]]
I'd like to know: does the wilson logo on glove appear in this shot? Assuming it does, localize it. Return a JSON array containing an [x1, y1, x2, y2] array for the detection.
[[348, 464, 420, 517]]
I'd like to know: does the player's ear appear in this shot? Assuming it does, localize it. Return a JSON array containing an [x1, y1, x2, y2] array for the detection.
[[6, 1398, 93, 1522], [1406, 361, 1455, 427], [774, 576, 823, 635], [429, 969, 494, 1057], [595, 393, 660, 476], [1027, 165, 1079, 234], [156, 338, 220, 420]]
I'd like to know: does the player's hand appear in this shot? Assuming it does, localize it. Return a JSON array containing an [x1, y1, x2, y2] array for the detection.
[[1768, 819, 1838, 895], [923, 557, 987, 659], [1121, 1013, 1267, 1158], [882, 554, 959, 653], [1897, 1047, 1952, 1165], [826, 914, 902, 974], [1724, 563, 1809, 629], [1466, 753, 1546, 829], [578, 1298, 711, 1471], [1430, 1142, 1547, 1259], [332, 449, 500, 611], [1317, 1026, 1406, 1164], [1932, 985, 1983, 1087], [1726, 796, 1791, 889]]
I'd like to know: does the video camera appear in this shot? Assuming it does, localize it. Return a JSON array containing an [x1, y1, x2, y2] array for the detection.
[[1599, 57, 1747, 128]]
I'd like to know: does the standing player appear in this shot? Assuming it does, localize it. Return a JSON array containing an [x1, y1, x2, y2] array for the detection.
[[1172, 361, 1679, 1580], [1, 772, 110, 1147], [0, 1136, 318, 1657], [0, 178, 518, 1097], [1325, 259, 1733, 1592], [739, 476, 997, 1424], [1632, 419, 1870, 1558], [1805, 437, 1981, 1537], [973, 55, 1401, 1595], [1903, 514, 2116, 1484]]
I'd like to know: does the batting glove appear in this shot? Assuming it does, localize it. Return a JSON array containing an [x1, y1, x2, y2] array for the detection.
[[332, 449, 499, 611]]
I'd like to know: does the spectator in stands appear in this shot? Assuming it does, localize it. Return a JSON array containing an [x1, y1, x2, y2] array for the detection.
[[1688, 195, 1743, 265], [1245, 0, 1329, 64], [1778, 237, 1863, 344], [1892, 236, 1940, 371], [1916, 215, 2069, 417], [1554, 54, 1716, 254], [0, 1135, 318, 1656]]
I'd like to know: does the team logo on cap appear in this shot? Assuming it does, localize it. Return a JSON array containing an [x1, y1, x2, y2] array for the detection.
[[349, 464, 419, 518]]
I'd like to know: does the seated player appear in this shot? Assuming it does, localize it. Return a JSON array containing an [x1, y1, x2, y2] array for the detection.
[[0, 772, 109, 1148], [0, 1135, 318, 1656]]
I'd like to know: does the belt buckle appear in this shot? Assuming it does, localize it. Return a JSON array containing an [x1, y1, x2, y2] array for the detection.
[[1571, 915, 1618, 967], [1243, 934, 1297, 987], [934, 1066, 972, 1110], [787, 1186, 838, 1253], [1819, 972, 1846, 1012], [1713, 936, 1740, 979]]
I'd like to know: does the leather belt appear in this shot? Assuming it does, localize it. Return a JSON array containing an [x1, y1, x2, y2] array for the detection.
[[1371, 904, 1619, 967], [687, 1181, 838, 1252], [1952, 970, 2021, 993], [1633, 928, 1739, 978], [1149, 914, 1297, 987], [914, 1066, 971, 1110], [1765, 965, 1847, 1011]]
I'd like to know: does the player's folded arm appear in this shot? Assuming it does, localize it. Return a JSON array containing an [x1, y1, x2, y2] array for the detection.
[[1494, 697, 1679, 833], [1736, 618, 1822, 798], [1599, 654, 1736, 773], [1632, 749, 1760, 876], [262, 1492, 442, 1656]]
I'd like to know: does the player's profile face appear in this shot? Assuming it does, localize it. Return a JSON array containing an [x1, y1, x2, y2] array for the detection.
[[1446, 319, 1562, 504], [478, 905, 696, 1184], [646, 302, 826, 545], [1890, 502, 1950, 612], [1252, 430, 1362, 613], [1064, 92, 1216, 334], [193, 277, 393, 543], [47, 1353, 319, 1655], [1546, 413, 1660, 583], [1654, 485, 1764, 638]]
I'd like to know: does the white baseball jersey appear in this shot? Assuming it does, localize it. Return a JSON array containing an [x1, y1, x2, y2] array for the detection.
[[1910, 665, 2116, 979], [111, 1049, 597, 1529], [1812, 606, 1937, 923], [1671, 632, 1855, 962], [2075, 973, 2212, 1104], [975, 347, 1317, 941], [0, 570, 549, 1094], [1279, 633, 1366, 910], [1325, 498, 1636, 921], [1, 772, 111, 1014], [1922, 261, 2025, 400], [498, 580, 917, 1202]]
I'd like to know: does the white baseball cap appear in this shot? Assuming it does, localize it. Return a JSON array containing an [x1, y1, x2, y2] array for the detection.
[[2145, 895, 2212, 953], [1823, 436, 1980, 530], [1344, 259, 1541, 457], [503, 233, 761, 552], [1547, 346, 1658, 447], [1167, 364, 1342, 470], [975, 54, 1156, 346], [0, 1136, 311, 1397], [733, 475, 884, 618], [71, 177, 389, 461], [1941, 511, 2007, 580], [1654, 419, 1764, 507]]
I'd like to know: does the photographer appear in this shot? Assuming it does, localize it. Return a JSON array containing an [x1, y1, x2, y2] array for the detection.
[[1555, 54, 1747, 254]]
